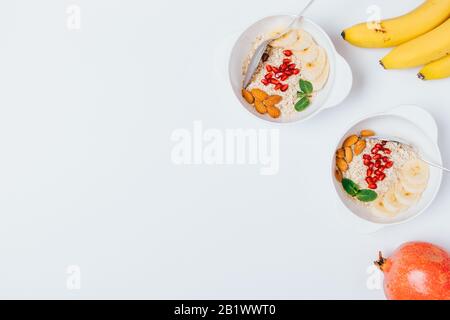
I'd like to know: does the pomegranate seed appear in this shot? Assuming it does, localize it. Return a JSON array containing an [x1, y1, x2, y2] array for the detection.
[[285, 70, 293, 76], [363, 159, 371, 166], [382, 156, 389, 163], [379, 166, 386, 172], [363, 154, 371, 160], [384, 148, 392, 154], [283, 50, 293, 57], [293, 68, 300, 75], [373, 154, 382, 160], [385, 161, 394, 169], [266, 65, 273, 72], [375, 143, 383, 149], [281, 84, 289, 92], [375, 170, 382, 176], [371, 147, 379, 154], [288, 63, 296, 70], [265, 73, 273, 79], [366, 177, 374, 185], [270, 78, 279, 85], [374, 160, 382, 168], [272, 67, 280, 73], [275, 73, 282, 79], [283, 58, 291, 64], [275, 83, 282, 90], [280, 64, 288, 71], [369, 162, 375, 169], [367, 169, 373, 177], [261, 79, 269, 86], [281, 74, 288, 81], [369, 184, 378, 190], [372, 176, 379, 183], [379, 173, 386, 181]]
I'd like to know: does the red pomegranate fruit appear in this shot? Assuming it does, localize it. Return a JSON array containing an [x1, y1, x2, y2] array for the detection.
[[375, 242, 450, 300]]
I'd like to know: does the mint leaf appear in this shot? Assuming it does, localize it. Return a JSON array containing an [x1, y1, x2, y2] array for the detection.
[[356, 190, 378, 202], [299, 79, 313, 94], [342, 178, 360, 197], [295, 96, 310, 112]]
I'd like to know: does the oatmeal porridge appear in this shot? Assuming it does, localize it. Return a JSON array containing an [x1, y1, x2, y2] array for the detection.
[[335, 129, 430, 218], [241, 29, 330, 120]]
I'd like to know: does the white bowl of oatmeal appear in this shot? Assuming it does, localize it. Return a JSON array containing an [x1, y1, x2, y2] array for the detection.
[[332, 105, 443, 231], [229, 15, 352, 123]]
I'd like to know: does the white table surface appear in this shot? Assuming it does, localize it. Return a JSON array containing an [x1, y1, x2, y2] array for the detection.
[[0, 0, 448, 299]]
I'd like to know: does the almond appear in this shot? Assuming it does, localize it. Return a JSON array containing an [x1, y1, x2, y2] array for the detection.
[[251, 88, 268, 101], [254, 100, 267, 114], [336, 158, 348, 172], [335, 169, 343, 182], [360, 129, 375, 137], [336, 148, 345, 159], [343, 135, 359, 148], [266, 105, 281, 118], [354, 139, 367, 156], [242, 89, 254, 104], [263, 95, 282, 108], [344, 146, 353, 163]]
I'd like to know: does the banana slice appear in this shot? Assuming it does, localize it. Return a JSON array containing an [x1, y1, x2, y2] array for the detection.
[[293, 44, 319, 64], [394, 182, 420, 207], [400, 159, 430, 186], [289, 30, 314, 51], [372, 196, 397, 218], [270, 30, 298, 48], [401, 177, 427, 195], [301, 47, 328, 81], [382, 188, 406, 215], [310, 59, 330, 91]]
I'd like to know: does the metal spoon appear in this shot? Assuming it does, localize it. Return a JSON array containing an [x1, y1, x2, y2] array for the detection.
[[242, 0, 316, 88], [371, 135, 450, 173]]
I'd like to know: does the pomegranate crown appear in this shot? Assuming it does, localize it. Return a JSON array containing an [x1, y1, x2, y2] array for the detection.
[[374, 251, 387, 271]]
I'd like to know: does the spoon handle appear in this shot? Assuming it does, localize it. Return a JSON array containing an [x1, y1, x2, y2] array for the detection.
[[369, 136, 449, 173], [289, 0, 315, 28], [421, 158, 450, 173]]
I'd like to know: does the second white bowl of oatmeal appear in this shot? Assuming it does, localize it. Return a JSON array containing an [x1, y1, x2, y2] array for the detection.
[[229, 15, 353, 124], [331, 105, 443, 233]]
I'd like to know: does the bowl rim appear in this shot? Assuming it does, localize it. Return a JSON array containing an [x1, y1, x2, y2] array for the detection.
[[228, 14, 339, 125], [330, 108, 443, 226]]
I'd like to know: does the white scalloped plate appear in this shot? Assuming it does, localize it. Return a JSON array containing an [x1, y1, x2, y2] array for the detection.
[[229, 15, 352, 124], [332, 105, 443, 233]]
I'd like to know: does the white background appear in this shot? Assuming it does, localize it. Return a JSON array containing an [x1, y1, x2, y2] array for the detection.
[[0, 0, 448, 299]]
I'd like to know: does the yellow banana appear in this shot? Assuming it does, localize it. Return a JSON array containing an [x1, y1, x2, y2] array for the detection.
[[418, 54, 450, 80], [380, 19, 450, 69], [341, 0, 450, 48]]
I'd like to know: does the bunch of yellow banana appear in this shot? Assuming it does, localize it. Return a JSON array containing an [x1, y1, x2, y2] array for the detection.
[[342, 0, 450, 81]]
